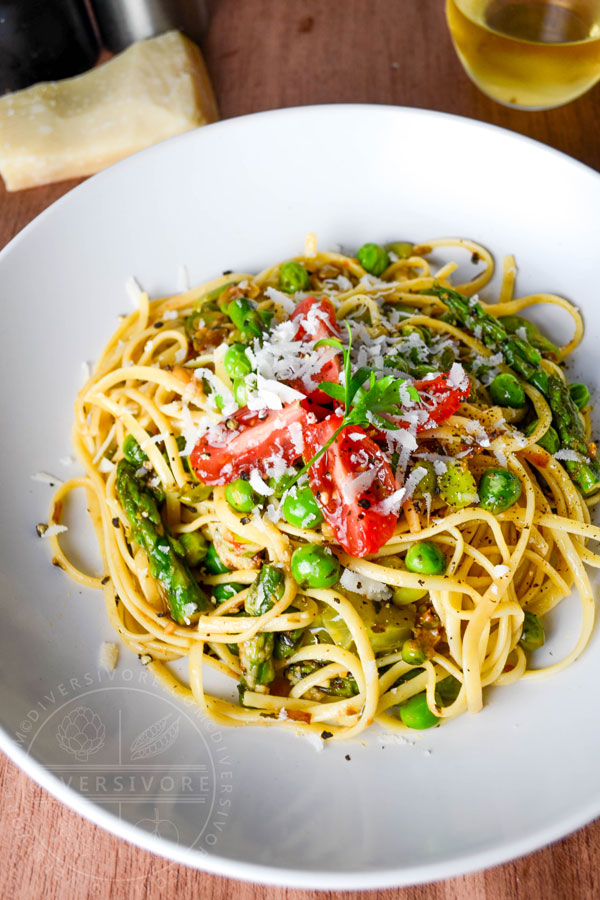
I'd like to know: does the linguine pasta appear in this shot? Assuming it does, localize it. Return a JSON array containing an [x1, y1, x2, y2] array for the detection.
[[43, 235, 600, 742]]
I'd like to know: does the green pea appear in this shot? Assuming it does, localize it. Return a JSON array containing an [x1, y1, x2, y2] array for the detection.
[[291, 545, 340, 589], [259, 308, 274, 330], [401, 639, 427, 666], [569, 383, 590, 410], [438, 460, 478, 509], [227, 298, 264, 341], [225, 478, 256, 513], [385, 241, 414, 260], [179, 532, 208, 567], [488, 373, 526, 409], [478, 467, 521, 515], [224, 343, 252, 379], [392, 584, 428, 606], [398, 691, 439, 730], [232, 376, 248, 407], [282, 486, 324, 529], [204, 543, 230, 575], [213, 582, 245, 603], [401, 323, 431, 345], [438, 346, 456, 370], [405, 541, 447, 576], [386, 557, 428, 605], [436, 675, 462, 705], [524, 420, 560, 454], [278, 261, 311, 294], [519, 610, 545, 652], [410, 460, 437, 498], [122, 434, 147, 466], [356, 242, 390, 276]]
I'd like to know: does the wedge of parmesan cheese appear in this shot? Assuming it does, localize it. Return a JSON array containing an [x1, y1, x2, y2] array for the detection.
[[0, 30, 218, 191]]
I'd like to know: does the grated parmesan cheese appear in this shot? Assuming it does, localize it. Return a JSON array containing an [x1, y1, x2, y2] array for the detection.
[[245, 373, 305, 411], [177, 264, 190, 293], [554, 449, 586, 463], [265, 285, 296, 314], [303, 732, 325, 752], [31, 471, 63, 486], [249, 469, 274, 496], [126, 276, 145, 308], [341, 467, 379, 505], [81, 361, 92, 384], [40, 524, 68, 538], [99, 641, 119, 671], [446, 362, 469, 392], [340, 568, 392, 601]]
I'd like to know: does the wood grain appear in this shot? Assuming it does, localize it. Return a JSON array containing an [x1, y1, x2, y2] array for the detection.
[[2, 0, 600, 896]]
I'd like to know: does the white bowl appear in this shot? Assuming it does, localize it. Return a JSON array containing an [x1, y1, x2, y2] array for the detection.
[[1, 105, 599, 889]]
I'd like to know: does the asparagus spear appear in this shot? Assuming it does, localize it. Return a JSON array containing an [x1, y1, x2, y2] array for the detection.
[[115, 460, 210, 625], [498, 314, 560, 361], [427, 285, 600, 496], [286, 660, 359, 699], [274, 617, 305, 660], [427, 284, 549, 395], [547, 376, 600, 496], [239, 565, 285, 691]]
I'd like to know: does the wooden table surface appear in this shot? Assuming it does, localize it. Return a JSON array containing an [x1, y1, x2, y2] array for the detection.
[[2, 1, 600, 897]]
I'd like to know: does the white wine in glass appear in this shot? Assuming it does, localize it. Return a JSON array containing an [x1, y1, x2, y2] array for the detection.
[[446, 0, 600, 108]]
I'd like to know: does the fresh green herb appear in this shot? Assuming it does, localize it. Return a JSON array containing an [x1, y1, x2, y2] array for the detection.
[[282, 323, 419, 494]]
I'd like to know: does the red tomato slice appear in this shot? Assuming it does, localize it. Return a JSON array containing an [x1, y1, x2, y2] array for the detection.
[[413, 373, 470, 429], [303, 416, 398, 557], [288, 296, 342, 403], [190, 402, 309, 485], [356, 372, 471, 446]]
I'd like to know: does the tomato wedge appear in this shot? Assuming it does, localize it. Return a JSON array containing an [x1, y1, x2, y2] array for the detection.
[[288, 296, 342, 403], [412, 373, 470, 430], [357, 371, 471, 447], [303, 416, 398, 557], [190, 403, 309, 485]]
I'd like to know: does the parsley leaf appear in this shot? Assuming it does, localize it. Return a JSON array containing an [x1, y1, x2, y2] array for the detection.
[[348, 373, 419, 430], [280, 323, 420, 495]]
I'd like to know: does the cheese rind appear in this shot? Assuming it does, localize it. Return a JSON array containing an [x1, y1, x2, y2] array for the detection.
[[0, 31, 219, 191]]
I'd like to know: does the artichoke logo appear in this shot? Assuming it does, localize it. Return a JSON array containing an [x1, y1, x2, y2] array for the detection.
[[56, 705, 106, 761]]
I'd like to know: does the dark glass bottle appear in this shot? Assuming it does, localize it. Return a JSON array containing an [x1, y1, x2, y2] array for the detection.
[[0, 0, 98, 93]]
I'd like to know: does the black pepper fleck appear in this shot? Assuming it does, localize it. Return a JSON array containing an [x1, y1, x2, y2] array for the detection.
[[321, 730, 333, 740], [112, 517, 120, 528]]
